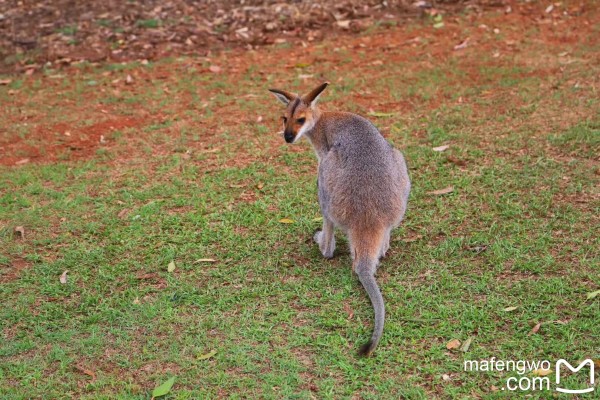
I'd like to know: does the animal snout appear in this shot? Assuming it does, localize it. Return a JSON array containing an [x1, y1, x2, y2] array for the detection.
[[284, 131, 295, 143]]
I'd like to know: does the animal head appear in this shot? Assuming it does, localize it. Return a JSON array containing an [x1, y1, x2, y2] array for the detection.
[[268, 82, 329, 143]]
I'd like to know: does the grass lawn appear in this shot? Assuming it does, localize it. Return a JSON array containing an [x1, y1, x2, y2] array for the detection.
[[1, 5, 599, 399]]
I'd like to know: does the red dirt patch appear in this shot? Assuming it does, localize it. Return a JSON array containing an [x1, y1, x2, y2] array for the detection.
[[0, 257, 31, 283], [1, 1, 598, 168], [0, 116, 141, 165]]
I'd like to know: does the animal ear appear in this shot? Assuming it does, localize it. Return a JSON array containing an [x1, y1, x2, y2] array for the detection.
[[268, 88, 295, 106], [303, 82, 329, 106]]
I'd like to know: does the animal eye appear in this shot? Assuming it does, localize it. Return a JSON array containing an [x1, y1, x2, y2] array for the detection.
[[282, 116, 287, 124], [297, 117, 306, 124]]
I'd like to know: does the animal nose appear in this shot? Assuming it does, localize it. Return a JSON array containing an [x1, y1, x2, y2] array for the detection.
[[284, 131, 294, 143]]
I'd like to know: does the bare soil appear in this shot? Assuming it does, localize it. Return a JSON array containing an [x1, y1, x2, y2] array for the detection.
[[0, 0, 501, 74], [1, 0, 597, 166]]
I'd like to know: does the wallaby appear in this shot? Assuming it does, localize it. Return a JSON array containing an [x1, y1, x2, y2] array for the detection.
[[268, 82, 411, 356]]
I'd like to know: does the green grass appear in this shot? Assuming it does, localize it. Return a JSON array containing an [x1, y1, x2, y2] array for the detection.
[[1, 12, 599, 399], [56, 25, 78, 37], [136, 19, 161, 29]]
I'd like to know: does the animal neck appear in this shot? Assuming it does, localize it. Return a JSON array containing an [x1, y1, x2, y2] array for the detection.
[[304, 109, 330, 160]]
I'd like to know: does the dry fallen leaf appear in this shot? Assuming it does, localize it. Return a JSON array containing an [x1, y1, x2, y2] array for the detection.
[[209, 65, 221, 73], [528, 322, 541, 336], [453, 38, 469, 51], [279, 218, 294, 224], [446, 339, 461, 350], [125, 74, 133, 85], [401, 234, 423, 243], [586, 289, 600, 300], [60, 270, 68, 284], [368, 110, 395, 118], [117, 209, 129, 219], [490, 385, 499, 392], [460, 337, 473, 352], [466, 244, 488, 254], [446, 155, 467, 167], [432, 144, 449, 152], [197, 349, 217, 360], [0, 79, 12, 85], [167, 261, 176, 272], [428, 186, 454, 196], [343, 302, 354, 320], [74, 365, 97, 381], [442, 374, 451, 381], [533, 368, 552, 376], [14, 226, 25, 240], [136, 272, 159, 280], [133, 297, 140, 305], [503, 306, 518, 312], [336, 20, 351, 29], [15, 158, 30, 165]]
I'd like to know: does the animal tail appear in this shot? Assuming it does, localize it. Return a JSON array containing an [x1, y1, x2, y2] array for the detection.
[[356, 260, 385, 357], [351, 228, 386, 357]]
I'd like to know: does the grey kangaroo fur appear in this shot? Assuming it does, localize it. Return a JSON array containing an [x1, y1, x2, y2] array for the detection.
[[268, 82, 411, 356]]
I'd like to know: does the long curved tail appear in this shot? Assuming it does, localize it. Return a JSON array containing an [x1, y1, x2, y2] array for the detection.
[[355, 258, 385, 357]]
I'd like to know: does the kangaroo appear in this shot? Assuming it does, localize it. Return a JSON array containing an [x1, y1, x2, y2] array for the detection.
[[268, 82, 411, 356]]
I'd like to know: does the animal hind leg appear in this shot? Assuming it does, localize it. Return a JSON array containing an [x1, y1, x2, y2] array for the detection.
[[314, 217, 335, 259], [378, 228, 391, 260], [350, 226, 385, 273]]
